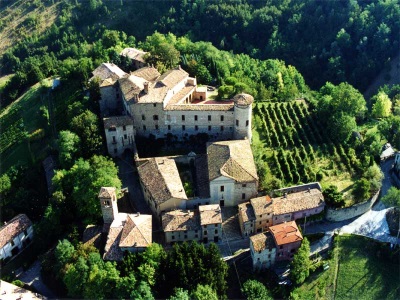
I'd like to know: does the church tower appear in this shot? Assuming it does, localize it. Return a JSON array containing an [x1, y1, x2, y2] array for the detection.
[[233, 93, 254, 142], [99, 187, 118, 224]]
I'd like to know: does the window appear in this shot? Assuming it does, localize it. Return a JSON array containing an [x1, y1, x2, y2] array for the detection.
[[246, 120, 249, 127], [242, 184, 247, 187], [114, 148, 117, 154], [24, 229, 28, 236], [208, 126, 211, 131], [203, 225, 207, 229], [267, 220, 269, 223], [182, 115, 185, 121], [259, 215, 262, 218], [215, 224, 218, 227], [182, 125, 186, 131], [236, 120, 239, 126], [11, 240, 15, 247], [108, 127, 116, 132], [220, 126, 224, 131], [215, 229, 218, 234], [230, 127, 233, 131], [168, 125, 171, 130], [167, 115, 171, 121], [242, 193, 246, 199], [268, 254, 271, 258], [172, 236, 175, 240], [184, 235, 187, 239], [155, 125, 159, 130], [112, 136, 116, 143], [153, 115, 159, 120], [123, 125, 126, 131], [195, 234, 198, 238], [195, 115, 198, 121], [220, 115, 224, 121], [208, 115, 211, 121], [220, 186, 224, 192], [257, 258, 260, 261], [195, 125, 198, 131], [124, 134, 127, 139], [143, 125, 147, 131], [204, 231, 207, 235], [259, 221, 262, 225], [195, 230, 198, 233], [142, 115, 145, 121], [280, 245, 283, 249], [153, 103, 156, 107]]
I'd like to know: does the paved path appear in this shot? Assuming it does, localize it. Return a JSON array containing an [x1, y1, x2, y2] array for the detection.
[[18, 260, 57, 299]]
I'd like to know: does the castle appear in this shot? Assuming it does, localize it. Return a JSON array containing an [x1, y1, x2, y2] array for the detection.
[[91, 61, 253, 157]]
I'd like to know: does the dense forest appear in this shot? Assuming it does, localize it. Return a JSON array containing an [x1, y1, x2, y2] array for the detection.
[[2, 0, 399, 91]]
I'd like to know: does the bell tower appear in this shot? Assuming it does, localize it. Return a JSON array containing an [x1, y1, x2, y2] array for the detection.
[[99, 187, 118, 224]]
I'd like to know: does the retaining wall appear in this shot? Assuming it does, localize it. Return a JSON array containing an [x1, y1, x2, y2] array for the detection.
[[325, 189, 381, 222]]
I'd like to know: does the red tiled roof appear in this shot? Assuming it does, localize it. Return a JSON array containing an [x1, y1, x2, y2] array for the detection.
[[269, 221, 303, 246], [0, 214, 32, 248]]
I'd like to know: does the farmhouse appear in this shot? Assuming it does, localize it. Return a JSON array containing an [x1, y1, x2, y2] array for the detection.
[[99, 187, 152, 261], [0, 214, 33, 261]]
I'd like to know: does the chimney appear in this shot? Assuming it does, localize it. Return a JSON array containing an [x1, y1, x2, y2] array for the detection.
[[144, 82, 149, 94]]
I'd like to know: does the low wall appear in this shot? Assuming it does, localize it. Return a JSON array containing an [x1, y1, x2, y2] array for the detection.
[[325, 189, 381, 222]]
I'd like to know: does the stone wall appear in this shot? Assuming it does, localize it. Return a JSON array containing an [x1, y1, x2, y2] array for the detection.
[[325, 189, 381, 222]]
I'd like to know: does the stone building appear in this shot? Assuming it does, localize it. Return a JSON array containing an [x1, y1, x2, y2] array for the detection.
[[137, 157, 188, 218], [92, 62, 254, 157], [120, 48, 148, 69], [104, 116, 135, 157], [271, 183, 325, 225], [206, 140, 258, 207], [161, 204, 222, 244], [250, 231, 276, 271], [269, 221, 303, 262], [0, 214, 33, 261], [162, 209, 200, 244], [199, 204, 223, 243], [99, 187, 152, 261], [238, 183, 325, 237]]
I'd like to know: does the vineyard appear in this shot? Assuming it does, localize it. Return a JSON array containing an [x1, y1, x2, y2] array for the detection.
[[253, 101, 361, 192]]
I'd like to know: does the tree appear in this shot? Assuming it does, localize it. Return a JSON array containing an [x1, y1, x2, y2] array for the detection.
[[55, 239, 75, 271], [191, 284, 218, 300], [168, 288, 190, 300], [381, 187, 400, 208], [58, 130, 80, 168], [372, 91, 392, 118], [363, 164, 383, 192], [352, 178, 371, 202], [323, 185, 345, 208], [329, 113, 357, 143], [290, 238, 310, 285], [70, 110, 103, 158], [241, 279, 273, 300]]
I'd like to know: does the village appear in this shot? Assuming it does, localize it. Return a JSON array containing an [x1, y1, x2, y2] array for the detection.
[[1, 47, 400, 299]]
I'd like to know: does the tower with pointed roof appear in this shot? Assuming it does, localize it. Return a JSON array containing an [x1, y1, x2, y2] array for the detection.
[[233, 93, 254, 141], [99, 187, 118, 224]]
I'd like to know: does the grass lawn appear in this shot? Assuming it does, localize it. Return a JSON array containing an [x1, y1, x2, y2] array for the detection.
[[292, 235, 400, 300], [335, 235, 400, 300]]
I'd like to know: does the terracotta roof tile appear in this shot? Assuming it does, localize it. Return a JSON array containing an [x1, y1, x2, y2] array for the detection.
[[137, 158, 187, 205], [103, 226, 124, 261], [250, 231, 275, 252], [199, 204, 222, 225], [0, 214, 32, 249], [131, 66, 160, 82], [119, 214, 152, 248], [103, 116, 134, 128], [157, 67, 188, 88], [272, 188, 325, 215], [238, 202, 256, 223], [250, 196, 273, 216], [98, 187, 116, 199], [91, 63, 126, 82], [165, 103, 234, 111], [207, 140, 258, 183], [120, 48, 148, 63], [269, 221, 303, 246], [162, 210, 200, 232], [233, 93, 254, 106]]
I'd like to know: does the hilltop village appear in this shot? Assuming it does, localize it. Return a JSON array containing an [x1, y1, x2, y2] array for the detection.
[[80, 51, 327, 269]]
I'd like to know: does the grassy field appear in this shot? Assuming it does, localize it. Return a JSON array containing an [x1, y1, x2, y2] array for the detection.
[[292, 235, 400, 300]]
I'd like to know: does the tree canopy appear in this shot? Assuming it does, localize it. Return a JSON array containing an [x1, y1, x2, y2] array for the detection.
[[381, 187, 400, 208], [241, 279, 273, 300], [290, 238, 311, 285]]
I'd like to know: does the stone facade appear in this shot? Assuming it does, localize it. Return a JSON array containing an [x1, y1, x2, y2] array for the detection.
[[99, 187, 119, 224], [93, 63, 254, 157], [250, 232, 276, 270], [104, 116, 135, 157]]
